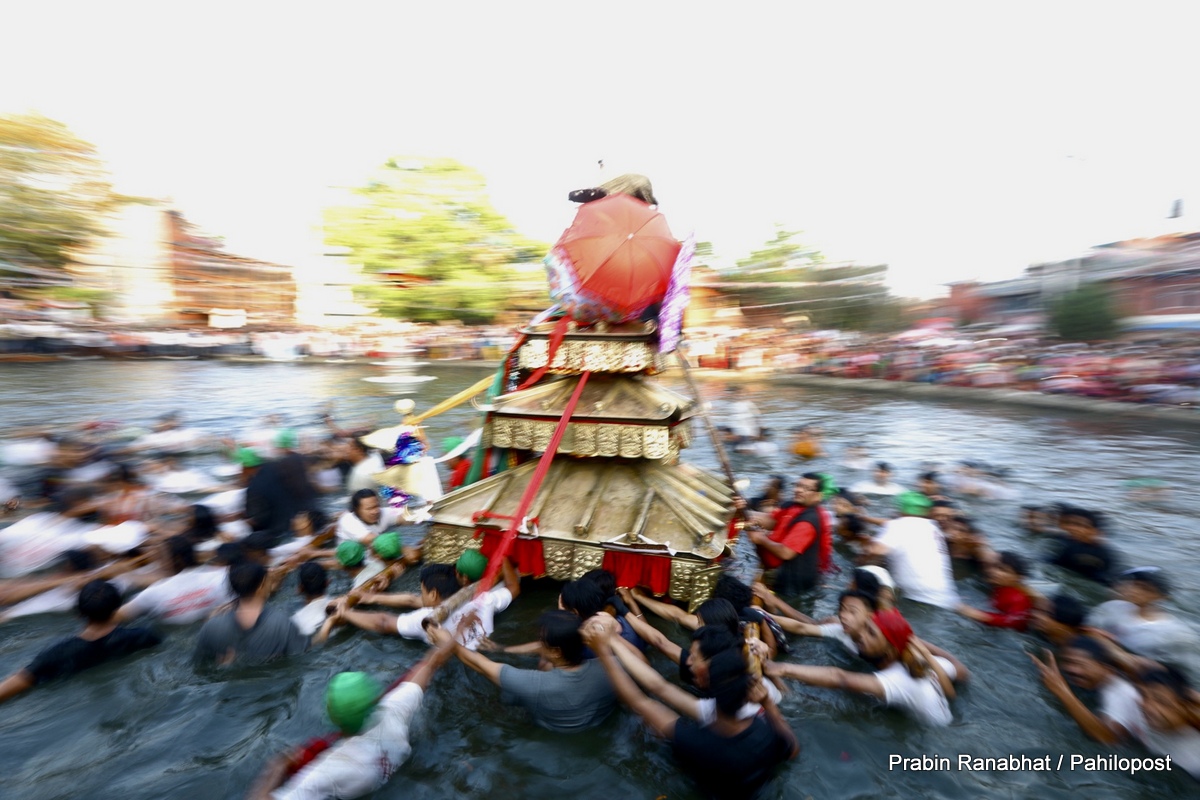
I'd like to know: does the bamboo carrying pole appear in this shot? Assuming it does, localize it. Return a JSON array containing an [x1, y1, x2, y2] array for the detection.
[[675, 347, 741, 499]]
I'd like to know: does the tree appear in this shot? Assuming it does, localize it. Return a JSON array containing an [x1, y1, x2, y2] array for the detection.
[[1049, 283, 1119, 341], [0, 113, 120, 273], [723, 226, 895, 331], [324, 157, 549, 323]]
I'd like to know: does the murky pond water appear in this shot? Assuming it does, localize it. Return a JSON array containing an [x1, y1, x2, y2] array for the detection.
[[1, 361, 1198, 800]]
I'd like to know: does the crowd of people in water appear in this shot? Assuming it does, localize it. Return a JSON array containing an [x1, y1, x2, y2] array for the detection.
[[0, 395, 1198, 799]]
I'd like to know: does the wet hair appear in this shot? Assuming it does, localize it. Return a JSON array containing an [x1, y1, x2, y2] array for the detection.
[[1141, 665, 1192, 695], [800, 472, 825, 489], [919, 471, 939, 483], [931, 499, 956, 509], [165, 535, 198, 572], [1066, 635, 1112, 667], [229, 561, 267, 599], [695, 598, 740, 637], [580, 569, 617, 600], [691, 625, 740, 660], [77, 579, 121, 622], [839, 589, 878, 613], [349, 488, 377, 514], [560, 579, 608, 620], [213, 542, 245, 566], [1049, 593, 1086, 628], [875, 462, 892, 472], [842, 515, 865, 536], [851, 568, 881, 601], [713, 573, 753, 611], [997, 551, 1030, 578], [539, 610, 585, 666], [298, 560, 328, 597], [419, 564, 459, 601], [243, 530, 274, 555], [1060, 506, 1102, 529], [707, 648, 751, 717], [60, 548, 96, 573], [305, 508, 330, 533], [186, 504, 218, 543]]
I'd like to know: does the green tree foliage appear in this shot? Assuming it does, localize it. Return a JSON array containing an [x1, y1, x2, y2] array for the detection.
[[324, 157, 549, 323], [1049, 282, 1119, 341], [724, 227, 895, 331], [0, 113, 119, 272]]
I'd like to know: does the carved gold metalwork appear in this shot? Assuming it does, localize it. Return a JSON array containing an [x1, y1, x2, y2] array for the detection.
[[424, 526, 474, 565], [517, 338, 659, 374]]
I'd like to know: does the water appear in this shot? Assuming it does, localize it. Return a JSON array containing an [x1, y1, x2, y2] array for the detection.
[[1, 361, 1198, 800]]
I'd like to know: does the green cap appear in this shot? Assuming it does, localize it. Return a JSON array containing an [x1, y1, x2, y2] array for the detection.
[[442, 436, 465, 452], [336, 540, 366, 567], [235, 447, 263, 468], [816, 472, 838, 500], [455, 548, 488, 581], [373, 532, 401, 561], [275, 428, 299, 450], [895, 491, 933, 516], [325, 672, 382, 734]]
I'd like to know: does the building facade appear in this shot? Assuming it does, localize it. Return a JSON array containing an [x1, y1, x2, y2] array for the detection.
[[946, 232, 1200, 331]]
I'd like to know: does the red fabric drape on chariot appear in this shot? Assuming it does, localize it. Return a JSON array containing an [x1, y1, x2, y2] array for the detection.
[[602, 551, 673, 595], [477, 529, 547, 578]]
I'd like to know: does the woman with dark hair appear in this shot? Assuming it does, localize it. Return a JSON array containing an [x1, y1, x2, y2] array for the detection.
[[584, 619, 797, 799], [244, 451, 321, 548], [183, 504, 218, 544]]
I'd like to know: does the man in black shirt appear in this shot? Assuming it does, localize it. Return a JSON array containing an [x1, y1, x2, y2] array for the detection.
[[1047, 507, 1120, 584], [584, 618, 797, 799], [0, 579, 162, 704]]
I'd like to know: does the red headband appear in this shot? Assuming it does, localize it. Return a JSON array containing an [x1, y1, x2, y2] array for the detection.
[[872, 609, 912, 653]]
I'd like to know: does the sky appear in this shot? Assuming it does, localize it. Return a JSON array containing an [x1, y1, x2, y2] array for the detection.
[[3, 1, 1200, 299]]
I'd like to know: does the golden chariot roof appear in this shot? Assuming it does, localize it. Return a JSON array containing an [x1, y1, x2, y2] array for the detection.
[[429, 457, 733, 561], [516, 319, 665, 374], [490, 375, 694, 423]]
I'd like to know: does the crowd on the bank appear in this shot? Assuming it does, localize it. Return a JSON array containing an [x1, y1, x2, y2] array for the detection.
[[1, 400, 1199, 799]]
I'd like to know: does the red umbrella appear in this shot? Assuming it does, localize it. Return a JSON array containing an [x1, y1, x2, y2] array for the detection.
[[545, 194, 681, 323]]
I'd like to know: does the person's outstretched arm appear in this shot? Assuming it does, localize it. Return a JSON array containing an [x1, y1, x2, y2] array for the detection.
[[0, 669, 35, 705], [631, 589, 698, 629], [583, 622, 678, 740], [765, 660, 885, 699], [1028, 649, 1122, 745]]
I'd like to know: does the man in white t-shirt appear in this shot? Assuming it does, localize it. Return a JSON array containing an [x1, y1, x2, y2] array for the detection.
[[344, 438, 385, 496], [115, 536, 233, 625], [335, 490, 405, 547], [850, 462, 906, 497], [1089, 568, 1200, 680], [1030, 636, 1145, 744], [334, 557, 519, 651], [726, 386, 761, 443], [249, 636, 456, 800], [862, 492, 959, 609], [766, 608, 968, 727]]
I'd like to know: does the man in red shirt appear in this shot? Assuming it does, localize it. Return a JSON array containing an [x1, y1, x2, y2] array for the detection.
[[443, 437, 472, 490], [956, 551, 1036, 630], [739, 473, 833, 596]]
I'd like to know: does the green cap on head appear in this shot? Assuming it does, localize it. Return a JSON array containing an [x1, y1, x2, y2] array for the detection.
[[442, 436, 465, 453], [325, 672, 382, 735], [275, 428, 299, 451], [336, 540, 366, 567], [455, 548, 488, 581], [235, 447, 263, 468], [816, 472, 838, 500], [373, 532, 401, 561], [895, 491, 933, 516]]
